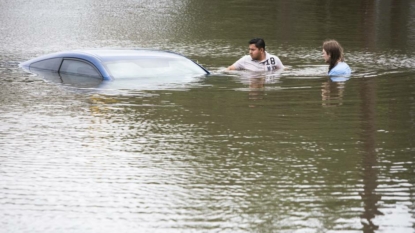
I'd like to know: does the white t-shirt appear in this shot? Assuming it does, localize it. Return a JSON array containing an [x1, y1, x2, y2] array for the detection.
[[232, 52, 284, 72]]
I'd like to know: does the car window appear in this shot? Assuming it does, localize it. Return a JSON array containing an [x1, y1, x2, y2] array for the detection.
[[60, 73, 103, 88], [59, 59, 102, 79], [104, 57, 207, 79], [30, 58, 63, 71]]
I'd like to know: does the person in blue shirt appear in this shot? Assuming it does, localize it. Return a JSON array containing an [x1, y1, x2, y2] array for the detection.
[[322, 40, 351, 76]]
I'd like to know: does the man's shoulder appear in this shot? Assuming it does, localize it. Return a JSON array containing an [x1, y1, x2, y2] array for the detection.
[[241, 55, 252, 60], [234, 55, 250, 62], [266, 53, 280, 59]]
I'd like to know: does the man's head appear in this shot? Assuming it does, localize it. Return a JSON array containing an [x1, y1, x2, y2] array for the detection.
[[249, 38, 266, 61]]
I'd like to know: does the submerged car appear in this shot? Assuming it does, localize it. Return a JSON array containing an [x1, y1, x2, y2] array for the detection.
[[20, 49, 210, 88]]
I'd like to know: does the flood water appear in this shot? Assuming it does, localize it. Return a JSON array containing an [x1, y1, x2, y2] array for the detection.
[[1, 0, 415, 232]]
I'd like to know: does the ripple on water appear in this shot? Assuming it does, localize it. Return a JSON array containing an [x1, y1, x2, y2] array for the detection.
[[1, 0, 415, 230]]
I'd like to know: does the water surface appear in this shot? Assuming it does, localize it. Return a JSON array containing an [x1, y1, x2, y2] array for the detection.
[[1, 0, 415, 232]]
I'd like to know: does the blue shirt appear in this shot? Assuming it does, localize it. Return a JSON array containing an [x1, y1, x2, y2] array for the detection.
[[329, 62, 351, 76]]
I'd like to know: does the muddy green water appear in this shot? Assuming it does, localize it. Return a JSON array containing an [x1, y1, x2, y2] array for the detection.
[[1, 0, 415, 232]]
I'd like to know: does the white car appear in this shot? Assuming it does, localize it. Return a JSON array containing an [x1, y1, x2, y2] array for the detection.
[[20, 49, 210, 87]]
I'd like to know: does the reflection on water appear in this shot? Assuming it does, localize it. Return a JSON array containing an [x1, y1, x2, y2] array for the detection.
[[1, 0, 415, 232], [321, 78, 347, 107], [248, 77, 266, 106], [358, 78, 383, 232], [2, 66, 415, 232]]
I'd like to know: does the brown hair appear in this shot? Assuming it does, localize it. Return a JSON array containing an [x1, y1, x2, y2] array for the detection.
[[323, 40, 344, 73]]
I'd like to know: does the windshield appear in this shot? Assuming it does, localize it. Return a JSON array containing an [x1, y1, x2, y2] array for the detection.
[[103, 57, 207, 79]]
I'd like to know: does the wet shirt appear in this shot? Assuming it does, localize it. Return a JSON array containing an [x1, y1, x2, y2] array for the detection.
[[329, 62, 351, 76], [232, 52, 284, 72]]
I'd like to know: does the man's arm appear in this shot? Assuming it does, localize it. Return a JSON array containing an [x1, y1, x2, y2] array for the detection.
[[227, 57, 244, 70], [227, 65, 237, 70]]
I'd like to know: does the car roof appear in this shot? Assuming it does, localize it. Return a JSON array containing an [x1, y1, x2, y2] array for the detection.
[[23, 49, 189, 64], [71, 49, 187, 62], [50, 49, 188, 61], [20, 49, 209, 81]]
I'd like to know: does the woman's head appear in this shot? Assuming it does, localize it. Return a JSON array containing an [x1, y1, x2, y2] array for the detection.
[[322, 40, 344, 72]]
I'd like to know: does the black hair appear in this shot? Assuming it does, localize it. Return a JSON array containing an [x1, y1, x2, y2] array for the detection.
[[249, 38, 266, 51]]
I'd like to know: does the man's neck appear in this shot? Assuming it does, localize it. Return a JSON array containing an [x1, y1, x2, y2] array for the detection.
[[258, 52, 267, 61]]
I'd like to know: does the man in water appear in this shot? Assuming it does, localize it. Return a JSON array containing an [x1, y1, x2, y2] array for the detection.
[[227, 38, 285, 72]]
